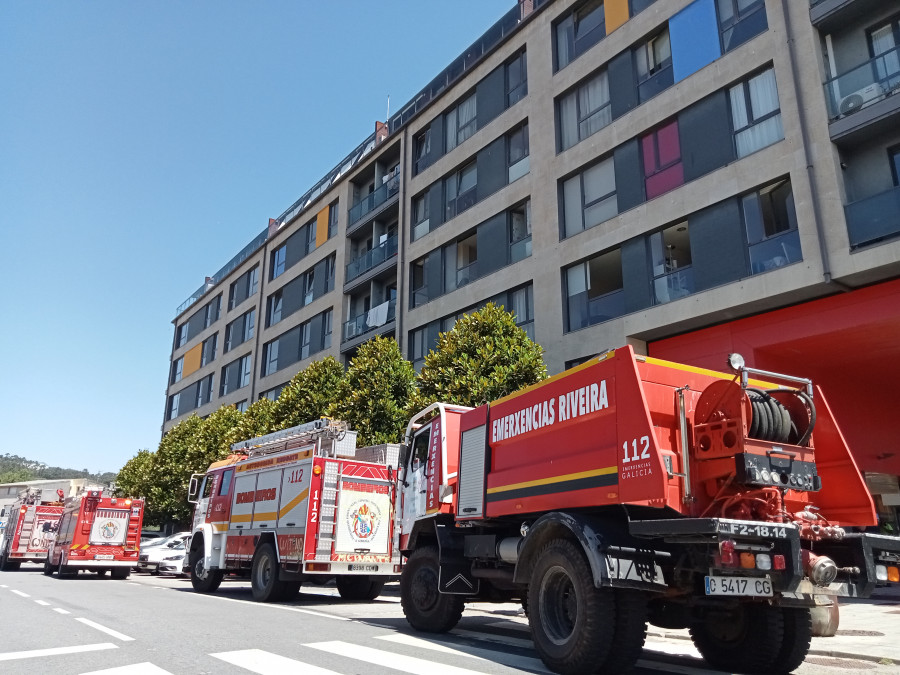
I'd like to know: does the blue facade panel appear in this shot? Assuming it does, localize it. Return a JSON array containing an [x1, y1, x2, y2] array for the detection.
[[670, 0, 721, 83]]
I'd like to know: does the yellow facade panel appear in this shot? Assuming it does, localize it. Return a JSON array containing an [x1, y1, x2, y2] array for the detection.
[[316, 205, 329, 248], [182, 343, 202, 378], [606, 0, 630, 33]]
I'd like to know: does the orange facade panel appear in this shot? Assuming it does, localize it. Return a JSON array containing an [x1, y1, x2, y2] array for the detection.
[[605, 0, 630, 33], [315, 205, 329, 248], [182, 343, 203, 379]]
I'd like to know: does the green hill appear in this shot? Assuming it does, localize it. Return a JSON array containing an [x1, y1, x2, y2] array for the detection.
[[0, 453, 116, 485]]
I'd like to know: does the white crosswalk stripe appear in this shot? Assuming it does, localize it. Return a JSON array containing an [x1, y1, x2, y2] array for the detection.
[[304, 641, 491, 674], [376, 632, 551, 673], [80, 663, 175, 675], [211, 648, 342, 674]]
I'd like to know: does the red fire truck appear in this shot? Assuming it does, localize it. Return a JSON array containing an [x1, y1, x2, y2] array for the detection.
[[397, 347, 900, 675], [0, 489, 64, 570], [45, 488, 144, 578], [187, 418, 401, 602]]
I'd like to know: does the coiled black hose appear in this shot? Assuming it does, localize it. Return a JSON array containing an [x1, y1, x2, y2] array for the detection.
[[746, 388, 816, 446]]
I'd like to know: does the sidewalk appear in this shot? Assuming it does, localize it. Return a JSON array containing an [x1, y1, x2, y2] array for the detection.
[[644, 585, 900, 666]]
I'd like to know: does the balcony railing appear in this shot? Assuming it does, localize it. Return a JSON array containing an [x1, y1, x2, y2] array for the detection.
[[749, 230, 802, 273], [348, 173, 400, 226], [456, 261, 478, 287], [345, 235, 398, 282], [823, 45, 900, 120], [343, 299, 397, 341], [846, 185, 900, 249], [638, 63, 674, 104], [652, 266, 694, 304]]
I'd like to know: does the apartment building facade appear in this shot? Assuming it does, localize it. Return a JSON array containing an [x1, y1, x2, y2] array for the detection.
[[164, 0, 900, 520]]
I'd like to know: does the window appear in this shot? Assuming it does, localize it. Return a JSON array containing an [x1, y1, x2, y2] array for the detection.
[[890, 146, 900, 187], [642, 120, 684, 199], [636, 29, 671, 81], [328, 200, 339, 239], [220, 354, 252, 396], [228, 266, 259, 310], [412, 193, 430, 240], [411, 259, 427, 307], [235, 400, 249, 413], [270, 245, 286, 280], [175, 324, 188, 349], [562, 156, 617, 238], [650, 222, 694, 304], [171, 357, 184, 385], [203, 296, 221, 328], [201, 333, 218, 366], [729, 67, 783, 158], [510, 200, 532, 263], [558, 70, 611, 151], [196, 374, 214, 408], [445, 94, 477, 152], [716, 0, 767, 53], [508, 123, 530, 183], [565, 250, 624, 331], [869, 19, 900, 90], [556, 0, 606, 70], [506, 50, 528, 106], [300, 322, 311, 360], [239, 354, 252, 389], [219, 469, 234, 496], [167, 393, 180, 420], [742, 179, 801, 274], [414, 129, 431, 175], [323, 309, 333, 350], [456, 234, 478, 287], [262, 340, 279, 377], [259, 385, 286, 402], [446, 162, 477, 219], [267, 291, 282, 327], [224, 309, 255, 352]]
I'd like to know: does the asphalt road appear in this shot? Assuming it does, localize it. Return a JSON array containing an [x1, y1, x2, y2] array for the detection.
[[0, 564, 894, 674]]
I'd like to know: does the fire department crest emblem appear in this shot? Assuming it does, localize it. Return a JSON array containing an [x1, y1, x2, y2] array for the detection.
[[346, 500, 380, 543], [99, 521, 119, 540]]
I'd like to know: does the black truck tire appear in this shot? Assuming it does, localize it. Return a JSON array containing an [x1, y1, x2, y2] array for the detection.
[[529, 538, 617, 675], [773, 607, 813, 674], [43, 560, 56, 576], [251, 543, 287, 602], [690, 601, 786, 673], [111, 567, 129, 580], [599, 589, 648, 674], [336, 575, 386, 601], [190, 548, 223, 594], [400, 545, 464, 632], [58, 565, 77, 578]]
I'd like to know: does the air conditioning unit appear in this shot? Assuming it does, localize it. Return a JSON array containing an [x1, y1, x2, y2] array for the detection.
[[839, 83, 885, 116]]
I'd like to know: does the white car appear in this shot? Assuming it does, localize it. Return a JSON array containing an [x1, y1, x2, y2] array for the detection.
[[138, 533, 189, 574], [157, 544, 188, 576]]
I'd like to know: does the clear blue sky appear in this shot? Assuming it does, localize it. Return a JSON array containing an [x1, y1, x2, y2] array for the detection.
[[0, 1, 513, 474]]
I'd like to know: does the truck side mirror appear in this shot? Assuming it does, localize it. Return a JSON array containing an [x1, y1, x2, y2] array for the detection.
[[187, 474, 202, 504]]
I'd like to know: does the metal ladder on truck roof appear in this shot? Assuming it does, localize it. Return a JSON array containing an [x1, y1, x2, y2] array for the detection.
[[231, 418, 351, 458]]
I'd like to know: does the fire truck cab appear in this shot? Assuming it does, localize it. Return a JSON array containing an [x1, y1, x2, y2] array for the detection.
[[0, 489, 64, 570]]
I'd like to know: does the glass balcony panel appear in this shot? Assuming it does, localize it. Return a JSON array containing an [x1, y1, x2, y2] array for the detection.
[[653, 266, 695, 304], [823, 45, 900, 120], [508, 156, 530, 183], [456, 261, 479, 287], [348, 172, 401, 225], [568, 289, 625, 330], [510, 236, 532, 263], [637, 63, 674, 103], [342, 299, 397, 341], [412, 218, 430, 241], [748, 229, 802, 273], [345, 235, 399, 282], [845, 185, 900, 249]]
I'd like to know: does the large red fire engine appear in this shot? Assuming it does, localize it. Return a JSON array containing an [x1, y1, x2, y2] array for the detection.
[[0, 488, 64, 570], [397, 347, 900, 675], [187, 418, 400, 601], [45, 488, 144, 578]]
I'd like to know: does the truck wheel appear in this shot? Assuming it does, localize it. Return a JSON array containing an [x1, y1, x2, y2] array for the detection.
[[58, 565, 76, 578], [690, 602, 785, 673], [190, 551, 223, 593], [251, 543, 287, 602], [96, 569, 108, 577], [773, 607, 812, 674], [600, 590, 648, 674], [400, 545, 464, 632], [529, 539, 616, 675], [43, 561, 57, 576], [111, 568, 129, 580], [336, 575, 385, 601]]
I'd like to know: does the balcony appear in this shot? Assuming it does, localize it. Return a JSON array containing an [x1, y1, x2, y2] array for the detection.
[[823, 46, 900, 141], [348, 172, 400, 227], [749, 230, 802, 274], [342, 299, 397, 342], [345, 235, 398, 283], [846, 185, 900, 250], [652, 266, 694, 305], [810, 0, 885, 32], [638, 63, 674, 104]]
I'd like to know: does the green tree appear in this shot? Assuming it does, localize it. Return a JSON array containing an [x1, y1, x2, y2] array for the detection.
[[226, 397, 276, 447], [412, 302, 546, 410], [189, 405, 243, 470], [115, 449, 157, 519], [146, 415, 204, 528], [329, 336, 416, 446], [0, 467, 35, 483], [271, 356, 345, 430]]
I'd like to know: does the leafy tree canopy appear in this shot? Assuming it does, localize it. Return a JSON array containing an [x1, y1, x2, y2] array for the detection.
[[412, 302, 546, 410], [329, 336, 416, 446], [271, 356, 345, 430]]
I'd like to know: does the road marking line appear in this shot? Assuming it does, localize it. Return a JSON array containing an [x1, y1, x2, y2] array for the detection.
[[211, 649, 341, 674], [75, 618, 135, 642], [35, 599, 51, 606], [191, 592, 349, 620], [305, 641, 487, 675], [377, 633, 551, 672], [53, 608, 71, 615], [0, 584, 7, 587], [0, 643, 117, 662], [635, 658, 721, 674], [11, 589, 30, 597], [80, 662, 175, 674], [485, 620, 529, 631]]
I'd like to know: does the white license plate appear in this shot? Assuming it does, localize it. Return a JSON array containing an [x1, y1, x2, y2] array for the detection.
[[94, 554, 115, 560], [705, 575, 773, 597], [348, 564, 378, 572]]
